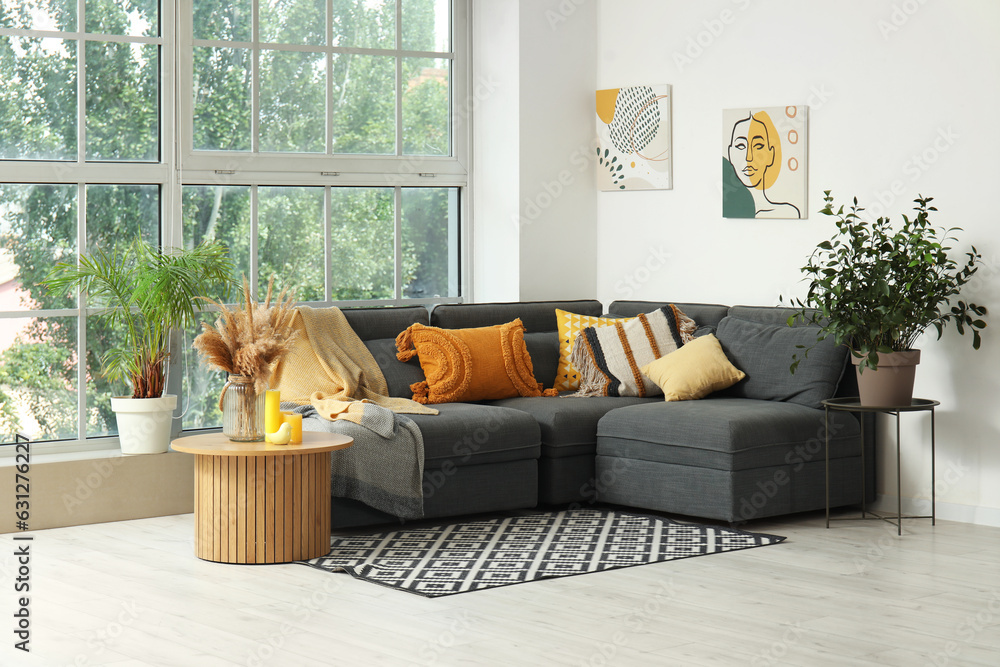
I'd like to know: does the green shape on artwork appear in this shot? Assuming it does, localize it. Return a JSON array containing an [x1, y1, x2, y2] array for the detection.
[[722, 157, 755, 219]]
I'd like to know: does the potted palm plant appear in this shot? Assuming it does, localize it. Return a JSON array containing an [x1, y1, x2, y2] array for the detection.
[[787, 191, 987, 406], [43, 238, 234, 454]]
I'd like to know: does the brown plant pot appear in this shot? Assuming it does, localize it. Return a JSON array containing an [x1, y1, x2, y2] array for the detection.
[[852, 350, 921, 407]]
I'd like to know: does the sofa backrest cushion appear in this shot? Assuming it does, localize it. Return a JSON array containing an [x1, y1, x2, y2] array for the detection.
[[524, 331, 561, 390], [431, 299, 602, 333], [363, 339, 424, 398], [342, 306, 430, 398], [714, 316, 847, 409], [342, 305, 429, 340], [608, 301, 729, 337], [727, 304, 817, 327]]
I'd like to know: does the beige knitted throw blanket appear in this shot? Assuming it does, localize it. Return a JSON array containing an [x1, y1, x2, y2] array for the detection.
[[272, 306, 437, 421], [271, 306, 437, 519]]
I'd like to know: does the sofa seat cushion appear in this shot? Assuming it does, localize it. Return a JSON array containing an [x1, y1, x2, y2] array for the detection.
[[404, 403, 541, 469], [596, 398, 860, 471], [488, 395, 658, 458]]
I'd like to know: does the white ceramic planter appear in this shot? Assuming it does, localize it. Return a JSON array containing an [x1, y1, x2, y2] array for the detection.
[[110, 395, 178, 455]]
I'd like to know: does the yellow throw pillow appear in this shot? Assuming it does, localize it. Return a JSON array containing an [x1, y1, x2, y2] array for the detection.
[[396, 319, 559, 404], [554, 309, 635, 392], [639, 334, 745, 401]]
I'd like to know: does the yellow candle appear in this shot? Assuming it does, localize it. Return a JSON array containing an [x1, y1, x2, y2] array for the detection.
[[282, 412, 303, 444], [265, 390, 282, 434]]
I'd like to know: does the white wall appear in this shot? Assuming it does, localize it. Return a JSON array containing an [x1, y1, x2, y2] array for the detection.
[[471, 0, 520, 302], [517, 0, 598, 301], [596, 0, 1000, 524], [472, 0, 598, 302]]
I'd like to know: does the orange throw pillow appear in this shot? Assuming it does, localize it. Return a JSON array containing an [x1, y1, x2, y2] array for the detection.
[[396, 319, 559, 404]]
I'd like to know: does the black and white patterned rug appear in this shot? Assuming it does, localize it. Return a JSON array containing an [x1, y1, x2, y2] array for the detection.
[[298, 508, 785, 597]]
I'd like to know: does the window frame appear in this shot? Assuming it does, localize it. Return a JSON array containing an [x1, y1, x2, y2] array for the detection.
[[0, 0, 472, 454]]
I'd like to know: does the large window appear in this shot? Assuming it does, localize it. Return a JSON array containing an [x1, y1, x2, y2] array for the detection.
[[0, 0, 468, 447]]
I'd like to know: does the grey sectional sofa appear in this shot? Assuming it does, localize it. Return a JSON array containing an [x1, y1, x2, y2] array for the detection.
[[330, 299, 873, 528]]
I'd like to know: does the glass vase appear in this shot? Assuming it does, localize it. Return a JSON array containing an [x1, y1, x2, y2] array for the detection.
[[221, 375, 265, 442]]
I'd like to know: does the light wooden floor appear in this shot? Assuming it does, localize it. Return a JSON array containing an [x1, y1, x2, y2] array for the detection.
[[1, 510, 998, 666]]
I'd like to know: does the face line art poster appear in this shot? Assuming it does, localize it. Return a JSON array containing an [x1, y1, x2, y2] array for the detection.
[[723, 105, 807, 219]]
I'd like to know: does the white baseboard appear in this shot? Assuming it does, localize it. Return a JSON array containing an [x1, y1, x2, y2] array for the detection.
[[870, 494, 1000, 528]]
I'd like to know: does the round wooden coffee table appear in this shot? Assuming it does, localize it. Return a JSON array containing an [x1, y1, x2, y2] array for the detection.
[[171, 431, 353, 564]]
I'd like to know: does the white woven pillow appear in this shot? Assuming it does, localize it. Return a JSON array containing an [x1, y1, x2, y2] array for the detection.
[[569, 305, 696, 397]]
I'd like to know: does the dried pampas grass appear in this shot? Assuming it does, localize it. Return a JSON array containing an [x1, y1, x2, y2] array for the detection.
[[193, 277, 298, 393]]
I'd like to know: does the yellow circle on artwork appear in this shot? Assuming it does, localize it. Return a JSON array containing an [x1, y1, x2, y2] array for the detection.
[[596, 89, 619, 125], [630, 161, 635, 168]]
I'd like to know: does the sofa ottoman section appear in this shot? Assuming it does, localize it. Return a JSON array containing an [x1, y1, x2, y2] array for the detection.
[[595, 399, 865, 522]]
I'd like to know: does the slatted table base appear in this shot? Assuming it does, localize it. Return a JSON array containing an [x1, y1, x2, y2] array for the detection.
[[193, 451, 332, 564]]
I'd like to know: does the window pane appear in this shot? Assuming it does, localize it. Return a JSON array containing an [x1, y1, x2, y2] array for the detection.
[[402, 0, 449, 52], [0, 37, 77, 160], [85, 0, 158, 37], [330, 187, 393, 300], [193, 0, 251, 42], [331, 0, 394, 49], [402, 57, 448, 155], [86, 185, 159, 251], [86, 314, 125, 437], [0, 184, 77, 311], [85, 41, 159, 161], [0, 316, 78, 444], [259, 49, 325, 153], [402, 187, 458, 298], [193, 46, 251, 151], [330, 54, 394, 155], [0, 0, 76, 31], [182, 184, 250, 299], [181, 311, 225, 431], [260, 0, 325, 46], [258, 186, 323, 300]]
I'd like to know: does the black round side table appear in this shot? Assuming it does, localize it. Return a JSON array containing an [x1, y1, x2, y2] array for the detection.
[[822, 397, 939, 536]]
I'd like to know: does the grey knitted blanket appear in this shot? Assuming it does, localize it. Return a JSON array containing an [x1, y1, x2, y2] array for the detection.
[[288, 403, 425, 520]]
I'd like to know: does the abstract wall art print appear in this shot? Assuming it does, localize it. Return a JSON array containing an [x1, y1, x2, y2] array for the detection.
[[596, 84, 672, 191], [723, 106, 808, 219]]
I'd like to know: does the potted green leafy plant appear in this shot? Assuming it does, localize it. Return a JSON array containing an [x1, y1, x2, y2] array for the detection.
[[786, 191, 987, 405], [43, 238, 234, 454]]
